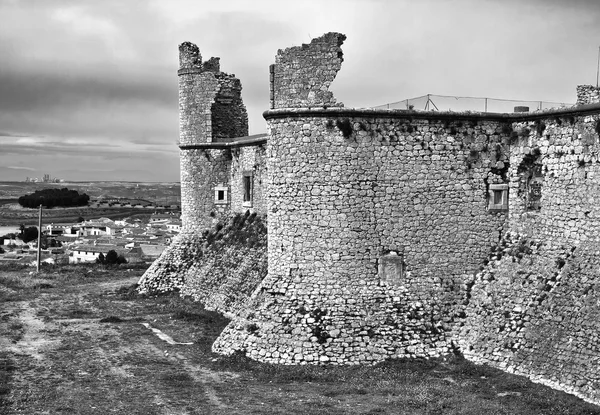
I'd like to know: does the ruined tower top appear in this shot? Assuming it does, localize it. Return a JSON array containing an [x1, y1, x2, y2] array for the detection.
[[178, 41, 220, 74], [179, 41, 202, 70], [270, 32, 346, 109]]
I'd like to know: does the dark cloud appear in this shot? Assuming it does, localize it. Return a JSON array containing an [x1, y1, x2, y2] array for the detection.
[[0, 141, 175, 158], [0, 0, 599, 181], [0, 131, 32, 138], [0, 67, 175, 112]]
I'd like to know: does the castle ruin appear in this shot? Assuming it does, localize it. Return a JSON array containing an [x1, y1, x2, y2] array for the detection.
[[138, 33, 600, 405]]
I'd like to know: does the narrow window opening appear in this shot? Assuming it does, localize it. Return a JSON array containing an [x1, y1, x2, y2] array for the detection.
[[242, 173, 253, 207], [243, 177, 251, 201], [217, 190, 225, 201], [493, 190, 503, 205]]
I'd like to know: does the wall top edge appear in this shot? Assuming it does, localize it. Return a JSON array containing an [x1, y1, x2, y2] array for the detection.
[[177, 68, 204, 76], [263, 103, 600, 122], [179, 136, 267, 150]]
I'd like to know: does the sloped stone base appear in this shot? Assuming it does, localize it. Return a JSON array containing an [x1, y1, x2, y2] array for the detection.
[[459, 235, 600, 406], [212, 274, 456, 365], [137, 233, 205, 294]]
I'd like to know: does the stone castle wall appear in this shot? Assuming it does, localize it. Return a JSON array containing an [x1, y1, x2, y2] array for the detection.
[[507, 112, 600, 244], [178, 41, 249, 232], [140, 41, 257, 290], [213, 110, 512, 364], [229, 144, 268, 216], [211, 74, 249, 142], [270, 32, 346, 109], [576, 85, 600, 106], [143, 32, 600, 406], [180, 212, 267, 317], [179, 143, 268, 233], [180, 148, 232, 232], [457, 108, 600, 404], [211, 104, 600, 406], [178, 42, 218, 146]]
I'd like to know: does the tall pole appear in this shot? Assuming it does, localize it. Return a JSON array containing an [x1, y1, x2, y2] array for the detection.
[[36, 204, 42, 272], [596, 46, 599, 88]]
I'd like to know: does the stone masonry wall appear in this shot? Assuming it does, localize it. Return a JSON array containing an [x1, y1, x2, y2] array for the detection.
[[137, 233, 204, 294], [149, 32, 600, 406], [178, 41, 248, 146], [229, 145, 268, 216], [459, 237, 600, 405], [213, 110, 511, 364], [271, 32, 346, 109], [576, 85, 600, 105], [178, 42, 217, 146], [211, 106, 600, 407], [178, 40, 249, 233], [180, 149, 231, 233], [458, 109, 600, 405], [211, 74, 249, 142], [142, 41, 257, 294], [138, 213, 267, 308], [180, 212, 267, 317], [507, 114, 600, 245]]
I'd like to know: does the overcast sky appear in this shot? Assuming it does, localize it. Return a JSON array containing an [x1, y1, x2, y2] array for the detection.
[[1, 0, 599, 182]]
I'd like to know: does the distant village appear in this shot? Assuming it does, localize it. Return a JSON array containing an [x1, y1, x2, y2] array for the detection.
[[24, 174, 64, 183], [0, 211, 181, 266]]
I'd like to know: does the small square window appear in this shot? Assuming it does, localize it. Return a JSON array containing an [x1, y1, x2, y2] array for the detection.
[[488, 184, 508, 211], [214, 185, 229, 205]]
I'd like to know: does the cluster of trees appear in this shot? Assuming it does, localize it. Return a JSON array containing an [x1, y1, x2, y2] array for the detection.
[[20, 226, 39, 243], [5, 225, 40, 243], [96, 250, 127, 265], [18, 188, 90, 209]]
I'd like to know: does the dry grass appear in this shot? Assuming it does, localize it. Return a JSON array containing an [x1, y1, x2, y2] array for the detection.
[[0, 264, 599, 414]]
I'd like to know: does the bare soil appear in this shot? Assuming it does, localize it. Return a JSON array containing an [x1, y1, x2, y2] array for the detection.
[[1, 266, 599, 415]]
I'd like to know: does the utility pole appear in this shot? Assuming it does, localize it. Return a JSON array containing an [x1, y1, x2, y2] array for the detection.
[[596, 46, 599, 88], [36, 204, 42, 273]]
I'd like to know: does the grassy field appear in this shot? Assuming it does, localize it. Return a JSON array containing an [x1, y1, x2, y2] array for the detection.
[[0, 181, 180, 202], [0, 181, 181, 227], [1, 264, 599, 414], [0, 206, 159, 227]]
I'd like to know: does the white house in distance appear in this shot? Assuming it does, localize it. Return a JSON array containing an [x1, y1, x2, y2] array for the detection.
[[79, 222, 113, 236], [45, 223, 81, 237], [149, 213, 172, 224], [69, 244, 122, 263], [148, 212, 181, 233], [166, 220, 181, 233], [3, 238, 25, 247]]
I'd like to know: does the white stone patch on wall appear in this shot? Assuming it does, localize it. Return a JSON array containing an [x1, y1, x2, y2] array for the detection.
[[378, 252, 405, 286]]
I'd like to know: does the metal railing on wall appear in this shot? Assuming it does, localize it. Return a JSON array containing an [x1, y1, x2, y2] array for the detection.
[[371, 94, 574, 113]]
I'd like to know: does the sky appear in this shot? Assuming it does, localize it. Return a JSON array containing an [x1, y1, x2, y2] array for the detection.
[[1, 0, 599, 182]]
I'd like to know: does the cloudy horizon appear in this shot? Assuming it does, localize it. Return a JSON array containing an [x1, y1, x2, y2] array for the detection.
[[1, 0, 599, 182]]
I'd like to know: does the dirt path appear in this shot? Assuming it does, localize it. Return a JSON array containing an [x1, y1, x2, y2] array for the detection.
[[1, 300, 58, 360], [0, 273, 238, 414]]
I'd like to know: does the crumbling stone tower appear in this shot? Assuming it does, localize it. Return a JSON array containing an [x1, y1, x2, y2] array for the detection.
[[178, 42, 249, 232]]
